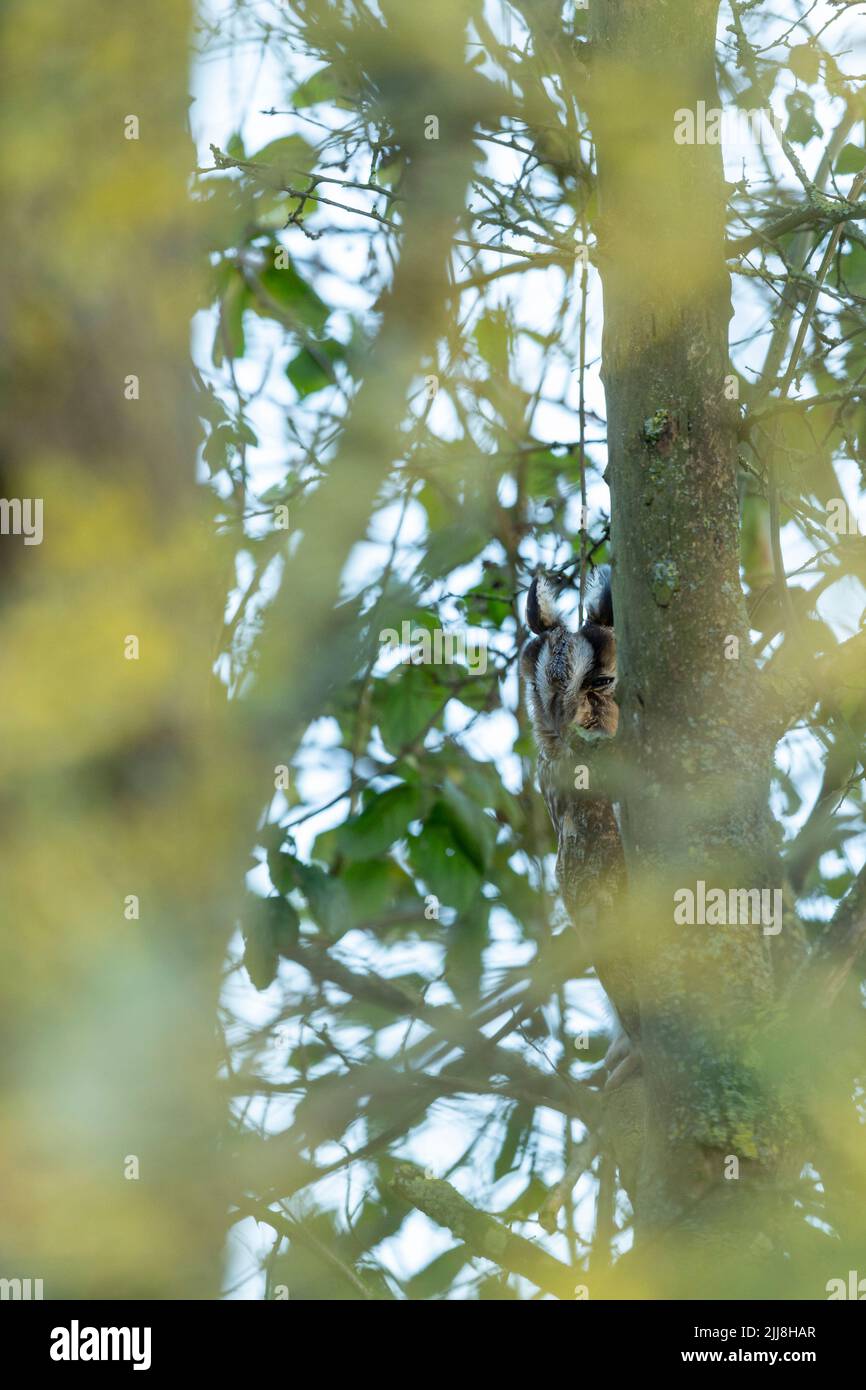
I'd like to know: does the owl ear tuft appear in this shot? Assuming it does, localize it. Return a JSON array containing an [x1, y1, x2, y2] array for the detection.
[[585, 564, 614, 628], [526, 573, 562, 634], [520, 635, 543, 682]]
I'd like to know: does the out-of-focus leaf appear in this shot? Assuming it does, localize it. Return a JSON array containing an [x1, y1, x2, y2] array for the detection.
[[405, 1244, 470, 1300], [246, 135, 315, 186], [500, 1173, 549, 1222], [835, 143, 866, 176], [444, 896, 489, 1000], [438, 781, 497, 870], [376, 665, 444, 752], [295, 861, 351, 936], [285, 1041, 330, 1073], [267, 1217, 375, 1300], [408, 820, 483, 912], [475, 309, 510, 377], [349, 1188, 408, 1252], [417, 481, 454, 532], [478, 1273, 519, 1299], [341, 857, 416, 925], [493, 1101, 534, 1180], [285, 339, 344, 398], [292, 66, 340, 107], [213, 273, 249, 365], [418, 523, 489, 582], [461, 565, 512, 626], [242, 894, 300, 990], [291, 63, 357, 111], [266, 849, 350, 937], [788, 44, 820, 86], [253, 260, 330, 332], [784, 91, 821, 145], [337, 783, 423, 860], [202, 419, 258, 475]]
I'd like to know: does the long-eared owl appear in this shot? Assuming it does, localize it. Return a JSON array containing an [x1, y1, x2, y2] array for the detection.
[[521, 565, 639, 1083]]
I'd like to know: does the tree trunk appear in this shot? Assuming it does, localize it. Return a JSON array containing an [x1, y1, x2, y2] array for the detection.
[[587, 0, 800, 1294]]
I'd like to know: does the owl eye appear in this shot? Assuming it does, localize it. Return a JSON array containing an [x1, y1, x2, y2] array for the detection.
[[587, 675, 614, 690]]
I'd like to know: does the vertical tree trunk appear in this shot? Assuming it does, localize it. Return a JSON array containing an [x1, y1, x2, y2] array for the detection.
[[588, 0, 798, 1293]]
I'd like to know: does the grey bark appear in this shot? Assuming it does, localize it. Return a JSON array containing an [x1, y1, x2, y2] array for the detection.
[[586, 0, 802, 1290]]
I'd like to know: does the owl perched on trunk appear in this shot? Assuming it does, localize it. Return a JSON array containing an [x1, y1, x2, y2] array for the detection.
[[522, 567, 618, 750], [521, 565, 640, 1087]]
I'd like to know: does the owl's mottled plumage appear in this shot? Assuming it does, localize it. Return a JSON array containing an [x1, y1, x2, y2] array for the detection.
[[522, 566, 640, 1079], [521, 568, 618, 756]]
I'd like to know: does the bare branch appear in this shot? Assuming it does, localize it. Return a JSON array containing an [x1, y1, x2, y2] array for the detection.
[[389, 1163, 578, 1299]]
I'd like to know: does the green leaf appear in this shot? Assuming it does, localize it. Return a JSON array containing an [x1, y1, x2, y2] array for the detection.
[[478, 1273, 519, 1299], [373, 599, 441, 644], [345, 1189, 407, 1253], [292, 66, 340, 108], [784, 92, 821, 146], [198, 180, 262, 255], [341, 858, 415, 924], [337, 784, 423, 860], [474, 309, 510, 377], [201, 418, 258, 476], [734, 83, 769, 111], [291, 64, 357, 111], [461, 565, 512, 627], [417, 481, 453, 532], [835, 143, 866, 177], [285, 1041, 330, 1072], [459, 760, 523, 826], [405, 1245, 470, 1300], [266, 850, 350, 937], [788, 44, 820, 86], [285, 336, 348, 398], [253, 261, 330, 333], [309, 824, 340, 866], [202, 423, 235, 474], [295, 861, 350, 936], [418, 523, 489, 582], [408, 820, 483, 912], [438, 782, 497, 871], [444, 897, 489, 997], [241, 895, 300, 990], [493, 1102, 534, 1181], [500, 1173, 549, 1221], [213, 273, 248, 365], [525, 448, 566, 499], [377, 665, 444, 753], [246, 135, 315, 186], [267, 1217, 373, 1300]]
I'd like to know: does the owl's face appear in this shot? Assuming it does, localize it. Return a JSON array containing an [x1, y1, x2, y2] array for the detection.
[[521, 570, 618, 757]]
